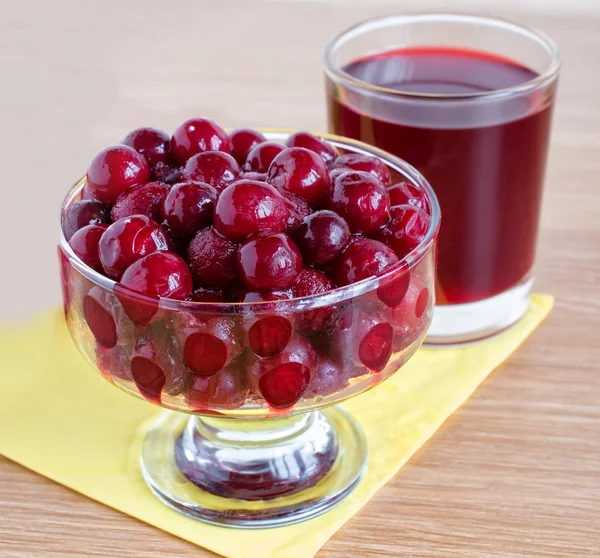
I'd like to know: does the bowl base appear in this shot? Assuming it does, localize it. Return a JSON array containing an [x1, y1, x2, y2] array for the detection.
[[140, 406, 367, 528]]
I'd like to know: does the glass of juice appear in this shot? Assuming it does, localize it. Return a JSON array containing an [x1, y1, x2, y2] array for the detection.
[[324, 14, 560, 343]]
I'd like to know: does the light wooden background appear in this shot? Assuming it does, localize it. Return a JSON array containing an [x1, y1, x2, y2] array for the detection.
[[1, 0, 599, 556]]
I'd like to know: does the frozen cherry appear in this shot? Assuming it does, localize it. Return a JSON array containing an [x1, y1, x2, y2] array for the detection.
[[150, 161, 181, 185], [248, 315, 293, 358], [285, 131, 338, 164], [292, 267, 335, 333], [99, 215, 170, 280], [332, 307, 394, 373], [83, 287, 119, 349], [245, 141, 285, 173], [388, 181, 431, 214], [239, 289, 293, 357], [332, 153, 391, 186], [186, 287, 225, 303], [68, 224, 108, 273], [119, 251, 192, 299], [123, 127, 171, 167], [309, 357, 349, 397], [118, 251, 193, 325], [327, 171, 390, 234], [62, 200, 110, 241], [267, 147, 330, 207], [86, 145, 149, 204], [170, 117, 231, 164], [111, 181, 171, 223], [188, 366, 249, 410], [130, 336, 167, 404], [375, 205, 430, 259], [377, 267, 411, 308], [331, 238, 398, 286], [181, 151, 241, 191], [229, 128, 267, 166], [214, 180, 288, 242], [163, 181, 217, 239], [247, 334, 316, 406], [238, 233, 302, 291], [389, 279, 431, 350], [292, 210, 351, 266], [187, 227, 239, 291], [259, 363, 311, 410], [283, 194, 311, 235], [172, 313, 241, 376]]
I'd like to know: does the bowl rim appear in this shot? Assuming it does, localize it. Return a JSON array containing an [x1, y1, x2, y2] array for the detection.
[[59, 129, 441, 314]]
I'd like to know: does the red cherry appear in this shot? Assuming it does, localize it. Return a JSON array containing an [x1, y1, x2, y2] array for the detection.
[[331, 307, 394, 373], [163, 181, 217, 239], [172, 313, 241, 376], [292, 210, 351, 266], [246, 333, 317, 395], [292, 267, 333, 298], [150, 161, 181, 185], [83, 287, 119, 349], [292, 267, 335, 333], [388, 181, 431, 214], [267, 147, 330, 207], [237, 233, 302, 291], [99, 215, 170, 280], [117, 251, 193, 325], [229, 128, 267, 166], [111, 181, 171, 223], [245, 141, 285, 172], [214, 180, 288, 242], [181, 151, 241, 191], [389, 279, 431, 351], [123, 127, 171, 167], [375, 205, 430, 258], [330, 238, 398, 286], [238, 289, 294, 357], [68, 224, 108, 273], [332, 153, 391, 186], [283, 194, 312, 235], [188, 365, 249, 410], [62, 200, 110, 241], [130, 335, 167, 404], [377, 267, 411, 308], [285, 131, 338, 164], [86, 145, 150, 204], [170, 117, 231, 164], [187, 227, 240, 291], [309, 357, 349, 397], [259, 363, 311, 410], [327, 170, 390, 234]]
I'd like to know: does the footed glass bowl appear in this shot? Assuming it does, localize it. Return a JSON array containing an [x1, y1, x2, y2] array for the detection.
[[58, 131, 440, 528]]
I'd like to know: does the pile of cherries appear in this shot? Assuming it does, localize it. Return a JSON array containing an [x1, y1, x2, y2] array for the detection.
[[62, 118, 432, 412]]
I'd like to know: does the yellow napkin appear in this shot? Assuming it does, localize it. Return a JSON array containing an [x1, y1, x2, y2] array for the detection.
[[0, 295, 552, 558]]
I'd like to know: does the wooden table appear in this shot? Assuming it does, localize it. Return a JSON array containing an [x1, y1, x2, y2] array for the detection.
[[1, 1, 599, 556]]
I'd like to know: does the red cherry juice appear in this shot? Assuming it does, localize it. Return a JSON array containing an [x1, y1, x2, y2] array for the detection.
[[327, 47, 555, 304]]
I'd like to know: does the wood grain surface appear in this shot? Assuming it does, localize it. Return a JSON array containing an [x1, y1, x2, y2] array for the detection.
[[1, 1, 599, 556]]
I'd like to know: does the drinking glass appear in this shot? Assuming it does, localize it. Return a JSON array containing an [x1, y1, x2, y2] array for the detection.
[[324, 14, 560, 343]]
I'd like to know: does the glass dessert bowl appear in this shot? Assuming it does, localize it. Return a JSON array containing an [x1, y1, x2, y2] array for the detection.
[[58, 124, 440, 528]]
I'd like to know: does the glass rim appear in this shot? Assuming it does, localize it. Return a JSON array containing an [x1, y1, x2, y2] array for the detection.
[[58, 129, 441, 314], [323, 13, 562, 101]]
